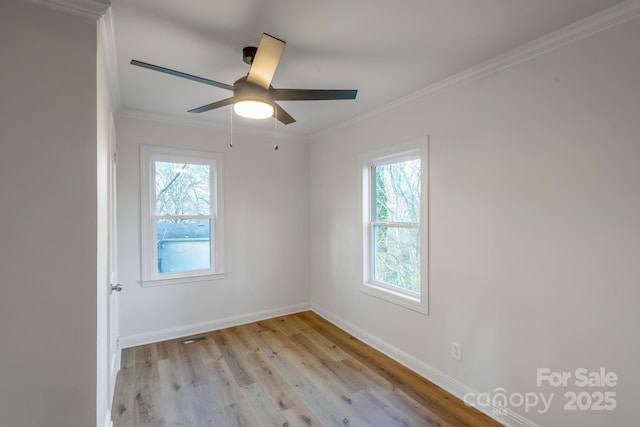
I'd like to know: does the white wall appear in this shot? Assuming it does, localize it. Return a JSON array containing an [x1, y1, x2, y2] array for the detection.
[[309, 15, 640, 427], [0, 1, 99, 426], [116, 113, 310, 346]]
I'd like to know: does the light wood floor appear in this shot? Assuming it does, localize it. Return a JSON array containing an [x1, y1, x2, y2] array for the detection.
[[112, 311, 502, 427]]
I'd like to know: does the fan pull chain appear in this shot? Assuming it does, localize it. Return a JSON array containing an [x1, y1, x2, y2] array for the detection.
[[229, 107, 233, 148], [274, 107, 279, 150]]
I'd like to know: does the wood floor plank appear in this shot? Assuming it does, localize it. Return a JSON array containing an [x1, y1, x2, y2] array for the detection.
[[111, 367, 135, 425], [366, 386, 447, 427], [133, 357, 162, 426], [288, 332, 367, 394], [156, 358, 196, 426], [113, 311, 502, 427], [240, 382, 290, 426], [349, 388, 424, 427], [120, 347, 136, 369], [218, 401, 261, 427], [186, 383, 220, 426], [206, 357, 244, 408], [154, 340, 170, 361], [271, 313, 312, 336], [280, 397, 324, 427], [295, 325, 352, 363], [135, 343, 158, 373], [200, 331, 224, 361], [211, 329, 257, 388], [277, 333, 355, 401], [244, 346, 298, 411]]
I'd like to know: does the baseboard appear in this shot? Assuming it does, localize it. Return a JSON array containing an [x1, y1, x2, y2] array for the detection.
[[120, 303, 311, 348], [310, 303, 540, 427]]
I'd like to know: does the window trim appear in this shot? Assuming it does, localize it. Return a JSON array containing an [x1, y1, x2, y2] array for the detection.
[[140, 145, 225, 287], [360, 138, 429, 314]]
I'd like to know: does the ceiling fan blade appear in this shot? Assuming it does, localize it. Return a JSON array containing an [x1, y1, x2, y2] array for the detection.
[[188, 97, 235, 113], [272, 88, 358, 101], [131, 60, 234, 91], [273, 102, 296, 125], [246, 33, 285, 90]]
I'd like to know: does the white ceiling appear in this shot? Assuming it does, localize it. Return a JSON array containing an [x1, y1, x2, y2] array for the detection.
[[111, 0, 626, 135]]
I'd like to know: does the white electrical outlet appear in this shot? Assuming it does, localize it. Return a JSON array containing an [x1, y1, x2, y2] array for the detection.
[[452, 342, 463, 361]]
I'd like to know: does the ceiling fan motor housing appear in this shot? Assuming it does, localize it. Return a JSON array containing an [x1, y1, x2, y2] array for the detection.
[[233, 76, 273, 104]]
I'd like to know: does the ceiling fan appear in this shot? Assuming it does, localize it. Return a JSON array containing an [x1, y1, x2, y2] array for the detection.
[[130, 33, 358, 125]]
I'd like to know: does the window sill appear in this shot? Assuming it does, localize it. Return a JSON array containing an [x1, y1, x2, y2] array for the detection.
[[360, 282, 428, 315], [141, 272, 226, 287]]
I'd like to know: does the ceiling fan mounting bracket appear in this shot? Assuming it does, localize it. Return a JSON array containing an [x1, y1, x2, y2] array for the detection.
[[242, 46, 257, 65]]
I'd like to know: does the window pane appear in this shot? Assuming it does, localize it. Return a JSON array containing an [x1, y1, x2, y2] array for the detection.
[[157, 219, 211, 274], [373, 225, 420, 293], [374, 159, 421, 223], [155, 161, 210, 216]]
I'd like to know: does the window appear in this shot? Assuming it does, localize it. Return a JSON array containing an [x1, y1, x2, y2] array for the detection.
[[141, 145, 225, 286], [362, 140, 428, 313]]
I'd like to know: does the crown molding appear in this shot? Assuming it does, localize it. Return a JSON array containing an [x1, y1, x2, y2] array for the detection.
[[24, 0, 110, 19], [313, 0, 640, 139]]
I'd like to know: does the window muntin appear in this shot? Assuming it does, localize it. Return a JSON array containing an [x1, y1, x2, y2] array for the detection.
[[362, 143, 428, 313], [141, 146, 225, 286]]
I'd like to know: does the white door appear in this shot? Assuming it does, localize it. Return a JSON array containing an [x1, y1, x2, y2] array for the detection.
[[97, 109, 120, 425], [107, 114, 121, 405]]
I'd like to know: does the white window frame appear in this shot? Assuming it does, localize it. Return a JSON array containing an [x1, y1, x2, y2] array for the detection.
[[140, 145, 225, 287], [361, 138, 429, 314]]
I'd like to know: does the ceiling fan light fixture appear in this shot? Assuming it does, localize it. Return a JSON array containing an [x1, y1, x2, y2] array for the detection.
[[233, 100, 274, 120]]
